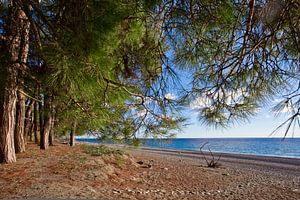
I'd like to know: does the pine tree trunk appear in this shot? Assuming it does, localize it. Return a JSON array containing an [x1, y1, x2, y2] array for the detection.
[[29, 122, 34, 142], [70, 131, 75, 147], [13, 0, 30, 154], [0, 68, 17, 163], [0, 2, 29, 163], [70, 121, 77, 147], [40, 94, 53, 150], [14, 91, 26, 153], [49, 129, 54, 146], [39, 96, 44, 146], [40, 115, 51, 150], [49, 111, 55, 146], [34, 98, 39, 144], [24, 100, 34, 143]]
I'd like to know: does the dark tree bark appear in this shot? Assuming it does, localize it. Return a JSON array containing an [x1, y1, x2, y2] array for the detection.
[[33, 94, 39, 144], [70, 120, 77, 147], [70, 131, 75, 146], [14, 92, 26, 153], [29, 122, 34, 142], [0, 2, 29, 163], [49, 129, 54, 146], [49, 110, 55, 146], [24, 100, 34, 143], [39, 95, 44, 146]]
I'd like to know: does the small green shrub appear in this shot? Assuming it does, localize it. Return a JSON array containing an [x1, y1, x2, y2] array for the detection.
[[79, 156, 87, 164], [84, 145, 123, 156], [114, 154, 125, 166]]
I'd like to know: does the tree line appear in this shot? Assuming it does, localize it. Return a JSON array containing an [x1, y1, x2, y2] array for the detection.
[[0, 0, 299, 163]]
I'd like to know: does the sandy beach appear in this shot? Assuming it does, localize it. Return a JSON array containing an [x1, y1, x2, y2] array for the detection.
[[136, 147, 300, 177], [0, 143, 299, 200]]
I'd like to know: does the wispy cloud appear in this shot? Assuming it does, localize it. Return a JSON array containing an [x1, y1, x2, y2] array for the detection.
[[165, 93, 176, 100], [190, 95, 211, 110], [189, 88, 248, 110]]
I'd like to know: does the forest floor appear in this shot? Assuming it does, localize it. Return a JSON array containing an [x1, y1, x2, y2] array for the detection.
[[0, 142, 300, 200]]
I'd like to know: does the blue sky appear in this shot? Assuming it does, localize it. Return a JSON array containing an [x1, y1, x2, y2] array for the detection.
[[168, 67, 300, 138], [178, 106, 299, 138]]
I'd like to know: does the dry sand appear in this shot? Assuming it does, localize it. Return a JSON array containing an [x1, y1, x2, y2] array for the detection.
[[0, 143, 299, 200]]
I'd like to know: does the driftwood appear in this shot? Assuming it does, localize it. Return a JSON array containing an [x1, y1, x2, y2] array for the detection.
[[199, 142, 221, 168]]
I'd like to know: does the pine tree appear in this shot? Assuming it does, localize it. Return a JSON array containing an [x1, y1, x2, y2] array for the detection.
[[0, 1, 30, 163], [1, 0, 298, 164]]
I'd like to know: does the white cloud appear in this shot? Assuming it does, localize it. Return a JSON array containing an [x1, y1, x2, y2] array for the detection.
[[190, 95, 212, 109], [189, 88, 248, 110], [165, 93, 176, 100]]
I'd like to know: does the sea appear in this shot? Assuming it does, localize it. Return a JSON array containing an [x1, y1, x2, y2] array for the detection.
[[76, 138, 300, 159]]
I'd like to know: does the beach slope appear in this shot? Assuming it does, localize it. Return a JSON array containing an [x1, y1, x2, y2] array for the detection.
[[0, 143, 299, 200]]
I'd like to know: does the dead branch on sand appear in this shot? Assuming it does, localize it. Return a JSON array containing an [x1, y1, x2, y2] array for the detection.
[[199, 142, 221, 168]]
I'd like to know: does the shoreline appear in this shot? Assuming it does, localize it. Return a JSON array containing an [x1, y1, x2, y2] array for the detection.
[[137, 146, 300, 164], [85, 141, 300, 178], [76, 138, 300, 159], [81, 141, 300, 177], [91, 142, 300, 166], [128, 146, 300, 179]]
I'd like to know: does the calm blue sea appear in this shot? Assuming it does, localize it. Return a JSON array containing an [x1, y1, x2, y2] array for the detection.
[[76, 138, 300, 159]]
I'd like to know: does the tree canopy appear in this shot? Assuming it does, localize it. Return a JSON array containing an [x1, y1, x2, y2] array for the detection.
[[0, 0, 299, 163]]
